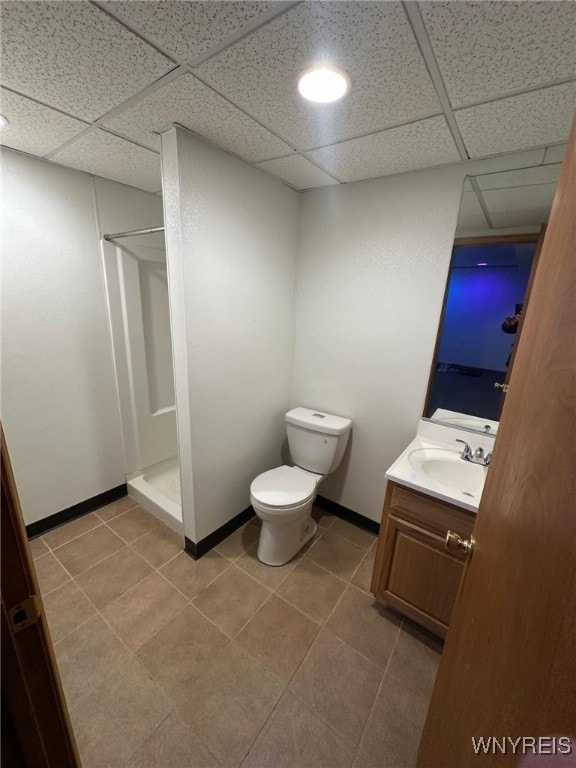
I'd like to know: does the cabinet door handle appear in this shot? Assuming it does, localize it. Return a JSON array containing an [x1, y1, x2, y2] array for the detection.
[[445, 530, 475, 560]]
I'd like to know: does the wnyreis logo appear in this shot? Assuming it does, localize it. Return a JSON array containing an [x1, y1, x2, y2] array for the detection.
[[471, 736, 573, 756]]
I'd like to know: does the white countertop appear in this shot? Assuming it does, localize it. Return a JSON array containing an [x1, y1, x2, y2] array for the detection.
[[385, 420, 495, 513]]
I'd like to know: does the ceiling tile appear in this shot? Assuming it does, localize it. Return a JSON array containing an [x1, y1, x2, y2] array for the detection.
[[0, 1, 173, 121], [103, 73, 291, 162], [306, 117, 461, 183], [456, 191, 490, 235], [256, 155, 339, 190], [469, 148, 546, 176], [475, 164, 561, 191], [482, 184, 557, 228], [0, 88, 88, 156], [103, 1, 278, 64], [51, 130, 160, 193], [455, 83, 576, 158], [543, 143, 567, 165], [420, 1, 576, 108], [195, 2, 441, 150]]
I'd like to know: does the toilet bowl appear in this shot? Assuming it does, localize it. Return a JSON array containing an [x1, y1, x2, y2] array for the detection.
[[250, 407, 352, 566], [250, 465, 321, 566]]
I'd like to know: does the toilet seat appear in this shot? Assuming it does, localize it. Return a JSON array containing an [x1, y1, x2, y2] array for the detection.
[[250, 465, 317, 508]]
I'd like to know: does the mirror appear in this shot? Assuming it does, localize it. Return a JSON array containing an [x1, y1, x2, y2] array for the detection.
[[424, 146, 564, 435]]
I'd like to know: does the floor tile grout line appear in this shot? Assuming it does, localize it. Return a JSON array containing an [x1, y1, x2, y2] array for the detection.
[[45, 517, 196, 705], [44, 509, 383, 764], [233, 523, 329, 596], [153, 546, 187, 571], [326, 582, 400, 672], [271, 578, 393, 751], [49, 540, 129, 585], [348, 546, 376, 594], [102, 513, 164, 545], [49, 606, 100, 648], [67, 573, 136, 657], [258, 584, 372, 756], [94, 497, 141, 522], [307, 525, 374, 566], [267, 590, 324, 627], [192, 568, 275, 642], [49, 567, 141, 715], [40, 497, 142, 550], [124, 530, 186, 572], [300, 546, 355, 585], [354, 619, 404, 760], [147, 560, 256, 646], [119, 708, 175, 768], [42, 517, 104, 551]]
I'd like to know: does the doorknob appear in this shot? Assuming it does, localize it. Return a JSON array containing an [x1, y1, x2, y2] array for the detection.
[[445, 530, 475, 559], [494, 382, 509, 392]]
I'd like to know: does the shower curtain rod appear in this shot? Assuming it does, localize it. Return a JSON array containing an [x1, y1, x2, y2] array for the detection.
[[103, 226, 165, 241]]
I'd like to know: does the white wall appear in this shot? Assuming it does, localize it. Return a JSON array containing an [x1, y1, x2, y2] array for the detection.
[[291, 150, 553, 523], [1, 150, 163, 524], [292, 166, 467, 522], [162, 128, 300, 542]]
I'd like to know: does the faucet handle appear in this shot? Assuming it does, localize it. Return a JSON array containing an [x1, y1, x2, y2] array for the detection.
[[456, 439, 473, 460], [485, 452, 493, 466], [474, 446, 485, 461]]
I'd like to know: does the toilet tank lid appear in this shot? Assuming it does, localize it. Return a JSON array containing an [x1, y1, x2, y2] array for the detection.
[[285, 407, 352, 436]]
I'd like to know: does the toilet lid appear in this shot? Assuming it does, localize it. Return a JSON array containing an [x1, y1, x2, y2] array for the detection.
[[250, 466, 317, 507]]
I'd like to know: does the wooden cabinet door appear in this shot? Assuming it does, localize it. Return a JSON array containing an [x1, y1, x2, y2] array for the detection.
[[375, 515, 464, 638]]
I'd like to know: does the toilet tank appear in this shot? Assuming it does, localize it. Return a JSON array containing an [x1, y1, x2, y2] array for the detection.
[[285, 407, 352, 476]]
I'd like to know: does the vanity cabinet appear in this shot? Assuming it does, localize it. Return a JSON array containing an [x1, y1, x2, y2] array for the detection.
[[371, 481, 475, 638]]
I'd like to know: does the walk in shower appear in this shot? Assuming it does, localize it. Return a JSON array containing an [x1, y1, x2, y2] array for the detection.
[[101, 225, 182, 533]]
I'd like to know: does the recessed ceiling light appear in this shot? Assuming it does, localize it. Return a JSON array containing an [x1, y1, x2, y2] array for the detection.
[[298, 65, 350, 104], [0, 114, 9, 129]]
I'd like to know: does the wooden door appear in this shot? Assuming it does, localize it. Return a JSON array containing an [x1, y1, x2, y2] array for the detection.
[[417, 122, 576, 764], [1, 426, 80, 767]]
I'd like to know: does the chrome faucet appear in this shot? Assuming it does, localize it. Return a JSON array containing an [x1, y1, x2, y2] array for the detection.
[[456, 439, 492, 466], [456, 439, 473, 460]]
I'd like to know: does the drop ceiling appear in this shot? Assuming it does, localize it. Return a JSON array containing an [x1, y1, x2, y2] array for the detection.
[[1, 1, 574, 199]]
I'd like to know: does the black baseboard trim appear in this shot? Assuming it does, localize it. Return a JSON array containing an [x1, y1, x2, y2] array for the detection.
[[315, 494, 380, 535], [185, 505, 255, 560], [26, 484, 128, 539]]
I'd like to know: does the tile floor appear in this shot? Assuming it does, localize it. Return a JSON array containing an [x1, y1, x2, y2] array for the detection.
[[29, 499, 442, 768]]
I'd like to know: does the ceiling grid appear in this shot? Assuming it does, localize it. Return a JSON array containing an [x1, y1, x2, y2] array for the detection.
[[0, 0, 573, 196]]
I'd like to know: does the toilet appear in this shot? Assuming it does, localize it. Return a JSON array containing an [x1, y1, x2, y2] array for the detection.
[[250, 407, 352, 566]]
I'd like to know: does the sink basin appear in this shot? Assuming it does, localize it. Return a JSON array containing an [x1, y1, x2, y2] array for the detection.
[[408, 448, 487, 499]]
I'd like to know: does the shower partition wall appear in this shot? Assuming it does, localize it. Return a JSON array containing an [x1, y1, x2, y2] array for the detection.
[[101, 227, 182, 533]]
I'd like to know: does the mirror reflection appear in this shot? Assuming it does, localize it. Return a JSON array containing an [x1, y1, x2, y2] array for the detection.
[[424, 148, 564, 434]]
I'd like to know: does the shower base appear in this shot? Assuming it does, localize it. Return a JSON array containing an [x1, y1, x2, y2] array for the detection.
[[127, 456, 183, 534]]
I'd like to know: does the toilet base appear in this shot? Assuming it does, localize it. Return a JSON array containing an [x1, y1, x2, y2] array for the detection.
[[257, 513, 318, 566]]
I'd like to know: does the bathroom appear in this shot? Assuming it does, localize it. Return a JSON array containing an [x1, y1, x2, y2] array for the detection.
[[1, 2, 574, 766]]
